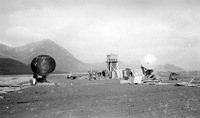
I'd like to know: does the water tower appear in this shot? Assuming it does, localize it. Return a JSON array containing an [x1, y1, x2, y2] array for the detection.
[[106, 53, 118, 73]]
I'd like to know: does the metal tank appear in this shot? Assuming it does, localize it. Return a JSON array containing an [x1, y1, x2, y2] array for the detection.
[[30, 55, 56, 84]]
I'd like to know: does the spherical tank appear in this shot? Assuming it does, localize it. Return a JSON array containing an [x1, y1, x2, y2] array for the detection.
[[140, 54, 157, 70], [31, 55, 56, 76]]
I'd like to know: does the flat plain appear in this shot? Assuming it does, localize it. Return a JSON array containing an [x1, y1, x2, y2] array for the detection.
[[1, 75, 200, 118]]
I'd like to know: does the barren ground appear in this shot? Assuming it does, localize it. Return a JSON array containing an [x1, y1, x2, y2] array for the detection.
[[1, 75, 200, 118]]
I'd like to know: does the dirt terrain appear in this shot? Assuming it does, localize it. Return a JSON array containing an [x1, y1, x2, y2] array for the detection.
[[1, 75, 200, 118]]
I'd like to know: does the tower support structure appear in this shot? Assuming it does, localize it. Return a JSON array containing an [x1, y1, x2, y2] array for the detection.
[[106, 54, 118, 74]]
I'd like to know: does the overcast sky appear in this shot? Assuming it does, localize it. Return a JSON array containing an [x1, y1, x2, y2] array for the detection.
[[0, 0, 200, 70]]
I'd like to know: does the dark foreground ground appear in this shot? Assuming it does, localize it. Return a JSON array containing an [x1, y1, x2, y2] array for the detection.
[[1, 76, 200, 118]]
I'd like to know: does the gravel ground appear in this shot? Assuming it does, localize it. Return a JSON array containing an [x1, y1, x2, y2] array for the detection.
[[1, 75, 200, 118]]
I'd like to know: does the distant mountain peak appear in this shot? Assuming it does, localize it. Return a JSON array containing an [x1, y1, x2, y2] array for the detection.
[[26, 39, 56, 47], [155, 64, 184, 72], [38, 39, 55, 44], [15, 39, 60, 52], [41, 39, 52, 42]]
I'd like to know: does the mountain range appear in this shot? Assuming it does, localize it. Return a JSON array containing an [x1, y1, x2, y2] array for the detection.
[[154, 64, 184, 72], [0, 39, 184, 74], [0, 39, 104, 74]]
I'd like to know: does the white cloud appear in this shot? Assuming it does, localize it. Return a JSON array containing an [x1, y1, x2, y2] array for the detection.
[[0, 0, 200, 69]]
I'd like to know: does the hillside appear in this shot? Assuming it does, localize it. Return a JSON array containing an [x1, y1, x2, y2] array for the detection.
[[13, 39, 100, 72], [0, 58, 32, 75], [0, 39, 144, 74], [0, 39, 186, 74], [0, 43, 15, 58], [154, 64, 184, 72], [0, 39, 102, 73]]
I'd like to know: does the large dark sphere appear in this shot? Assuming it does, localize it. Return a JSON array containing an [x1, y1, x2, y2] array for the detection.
[[31, 55, 56, 76]]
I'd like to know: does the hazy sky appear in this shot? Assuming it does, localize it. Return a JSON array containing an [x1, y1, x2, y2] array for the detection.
[[0, 0, 200, 70]]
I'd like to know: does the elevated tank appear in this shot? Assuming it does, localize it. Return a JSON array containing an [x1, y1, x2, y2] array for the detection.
[[31, 55, 56, 76]]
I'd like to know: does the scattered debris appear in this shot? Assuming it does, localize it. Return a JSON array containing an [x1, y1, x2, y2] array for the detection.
[[175, 77, 200, 87], [175, 82, 189, 86]]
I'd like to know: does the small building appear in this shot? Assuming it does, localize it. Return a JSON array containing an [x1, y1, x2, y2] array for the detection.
[[169, 72, 180, 80]]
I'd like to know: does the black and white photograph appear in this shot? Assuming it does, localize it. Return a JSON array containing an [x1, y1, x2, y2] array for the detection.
[[0, 0, 200, 117]]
